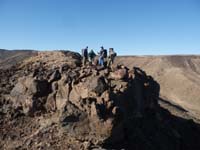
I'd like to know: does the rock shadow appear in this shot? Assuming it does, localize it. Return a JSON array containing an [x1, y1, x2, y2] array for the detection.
[[104, 103, 200, 150], [102, 67, 200, 150]]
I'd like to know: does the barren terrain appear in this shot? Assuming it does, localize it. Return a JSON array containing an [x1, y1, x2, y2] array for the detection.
[[116, 55, 200, 117], [1, 49, 200, 149], [1, 49, 200, 116], [0, 49, 37, 69]]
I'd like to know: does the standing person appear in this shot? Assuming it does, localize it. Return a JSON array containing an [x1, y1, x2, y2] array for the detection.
[[98, 46, 105, 67], [107, 48, 117, 68], [103, 48, 108, 67], [82, 46, 88, 66], [88, 49, 96, 64], [99, 46, 104, 55]]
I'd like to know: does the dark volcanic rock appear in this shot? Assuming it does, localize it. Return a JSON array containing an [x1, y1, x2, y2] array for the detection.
[[10, 76, 51, 115], [87, 75, 107, 96], [1, 51, 200, 150]]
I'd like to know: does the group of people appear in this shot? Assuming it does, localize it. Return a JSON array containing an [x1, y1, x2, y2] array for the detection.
[[81, 46, 117, 68], [81, 46, 159, 117]]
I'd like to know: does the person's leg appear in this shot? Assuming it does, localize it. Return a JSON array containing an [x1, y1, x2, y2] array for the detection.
[[100, 58, 104, 66], [82, 57, 85, 66], [103, 58, 107, 67], [98, 57, 101, 66], [111, 57, 114, 65], [107, 59, 111, 68], [98, 56, 103, 66]]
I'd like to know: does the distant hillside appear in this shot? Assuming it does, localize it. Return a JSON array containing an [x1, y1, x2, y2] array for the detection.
[[0, 49, 37, 69], [116, 55, 200, 117]]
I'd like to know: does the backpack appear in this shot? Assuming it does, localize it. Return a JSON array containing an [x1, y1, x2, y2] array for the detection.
[[103, 49, 107, 58], [111, 52, 117, 58]]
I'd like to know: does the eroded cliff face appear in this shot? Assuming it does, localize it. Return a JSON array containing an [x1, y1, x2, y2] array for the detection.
[[1, 51, 200, 150]]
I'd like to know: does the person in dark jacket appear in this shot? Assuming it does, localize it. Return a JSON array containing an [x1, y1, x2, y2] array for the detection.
[[88, 49, 96, 64], [98, 46, 108, 67], [82, 46, 88, 66]]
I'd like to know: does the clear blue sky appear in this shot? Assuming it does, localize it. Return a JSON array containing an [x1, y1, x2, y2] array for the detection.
[[0, 0, 200, 55]]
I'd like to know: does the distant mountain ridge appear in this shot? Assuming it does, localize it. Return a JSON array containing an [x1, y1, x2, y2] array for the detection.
[[0, 49, 37, 69]]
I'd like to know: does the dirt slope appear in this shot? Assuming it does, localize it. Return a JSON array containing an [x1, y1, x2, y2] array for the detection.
[[116, 55, 200, 117]]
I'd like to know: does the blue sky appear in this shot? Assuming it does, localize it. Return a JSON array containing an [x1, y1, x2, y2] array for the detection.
[[0, 0, 200, 55]]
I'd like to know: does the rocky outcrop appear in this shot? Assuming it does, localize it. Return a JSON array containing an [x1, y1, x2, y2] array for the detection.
[[1, 50, 200, 150], [6, 50, 159, 146], [10, 76, 51, 115]]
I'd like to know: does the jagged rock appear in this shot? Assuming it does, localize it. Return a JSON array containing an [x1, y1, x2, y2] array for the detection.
[[10, 77, 28, 97], [46, 93, 57, 112], [51, 73, 73, 111], [46, 82, 58, 111], [48, 70, 61, 83], [8, 51, 159, 147], [90, 102, 98, 117], [3, 50, 200, 150], [60, 102, 85, 126], [87, 76, 107, 96], [52, 81, 58, 91], [10, 76, 51, 115], [110, 68, 129, 80]]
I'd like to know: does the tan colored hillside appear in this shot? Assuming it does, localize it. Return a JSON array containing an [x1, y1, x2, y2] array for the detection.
[[0, 49, 37, 69], [116, 55, 200, 116]]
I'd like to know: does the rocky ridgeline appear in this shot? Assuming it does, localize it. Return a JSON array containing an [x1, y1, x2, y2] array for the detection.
[[9, 50, 158, 144], [1, 50, 200, 150]]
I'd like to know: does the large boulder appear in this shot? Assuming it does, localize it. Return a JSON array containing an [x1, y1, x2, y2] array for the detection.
[[87, 76, 107, 96], [57, 72, 133, 145], [55, 75, 72, 110], [10, 76, 51, 115], [110, 68, 129, 80]]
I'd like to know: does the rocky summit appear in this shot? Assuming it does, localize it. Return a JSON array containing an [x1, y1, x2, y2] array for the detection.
[[1, 50, 200, 150]]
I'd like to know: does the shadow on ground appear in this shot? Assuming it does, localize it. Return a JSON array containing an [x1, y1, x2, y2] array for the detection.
[[103, 98, 200, 150]]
